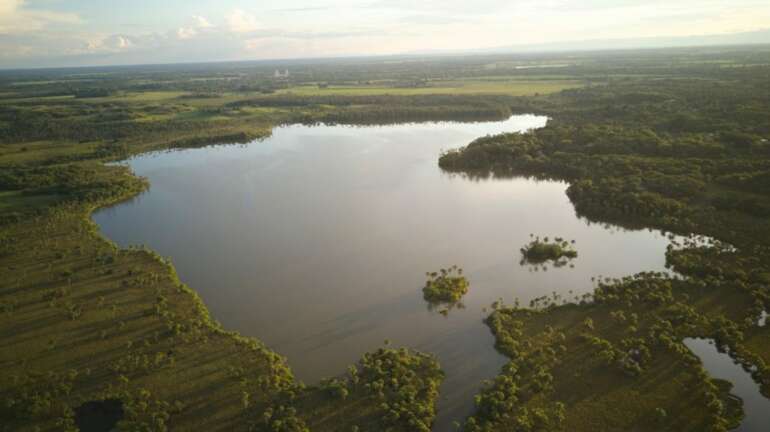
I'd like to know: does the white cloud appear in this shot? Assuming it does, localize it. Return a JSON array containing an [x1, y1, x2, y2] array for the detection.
[[86, 34, 133, 52], [227, 9, 260, 33], [193, 15, 213, 29], [177, 27, 197, 39], [0, 0, 80, 34], [112, 35, 132, 49], [176, 15, 216, 40]]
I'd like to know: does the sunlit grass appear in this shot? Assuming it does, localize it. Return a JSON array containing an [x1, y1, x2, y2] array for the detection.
[[278, 79, 583, 96]]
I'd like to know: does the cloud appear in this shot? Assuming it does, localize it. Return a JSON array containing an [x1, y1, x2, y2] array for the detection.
[[0, 0, 81, 34], [366, 0, 512, 15], [227, 9, 260, 33], [176, 27, 197, 39], [193, 15, 213, 29], [176, 15, 214, 40], [268, 6, 332, 13], [87, 34, 133, 52], [3, 1, 770, 68]]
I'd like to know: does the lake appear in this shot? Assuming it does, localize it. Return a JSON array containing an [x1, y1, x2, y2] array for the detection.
[[94, 115, 682, 429]]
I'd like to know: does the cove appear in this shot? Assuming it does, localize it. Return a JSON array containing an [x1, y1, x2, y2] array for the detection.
[[94, 115, 680, 429], [684, 338, 770, 431]]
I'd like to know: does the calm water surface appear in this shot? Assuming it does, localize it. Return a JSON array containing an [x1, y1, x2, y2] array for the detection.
[[684, 338, 770, 431], [95, 116, 684, 429]]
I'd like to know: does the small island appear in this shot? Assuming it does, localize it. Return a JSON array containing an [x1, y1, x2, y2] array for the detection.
[[423, 265, 469, 305], [520, 236, 578, 266]]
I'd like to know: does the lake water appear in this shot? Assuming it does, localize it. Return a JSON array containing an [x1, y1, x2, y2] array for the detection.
[[94, 115, 682, 429], [684, 338, 770, 431]]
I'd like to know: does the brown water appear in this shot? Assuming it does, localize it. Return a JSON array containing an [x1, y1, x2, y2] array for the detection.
[[94, 116, 681, 429]]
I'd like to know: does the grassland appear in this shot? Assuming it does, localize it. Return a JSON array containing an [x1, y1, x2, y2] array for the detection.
[[2, 46, 770, 431], [1, 186, 297, 430], [275, 79, 582, 97]]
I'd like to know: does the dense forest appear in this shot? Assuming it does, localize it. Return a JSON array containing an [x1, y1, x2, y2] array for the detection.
[[1, 46, 770, 431]]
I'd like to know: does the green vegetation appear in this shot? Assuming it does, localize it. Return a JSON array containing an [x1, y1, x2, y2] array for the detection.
[[2, 45, 770, 431], [300, 347, 443, 432], [422, 266, 470, 305], [468, 269, 748, 431], [520, 236, 577, 265], [439, 47, 770, 431]]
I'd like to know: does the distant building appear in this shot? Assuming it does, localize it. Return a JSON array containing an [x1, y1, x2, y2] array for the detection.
[[273, 69, 290, 79]]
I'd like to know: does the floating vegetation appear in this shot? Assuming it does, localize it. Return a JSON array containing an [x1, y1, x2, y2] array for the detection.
[[422, 266, 469, 310], [520, 235, 578, 268]]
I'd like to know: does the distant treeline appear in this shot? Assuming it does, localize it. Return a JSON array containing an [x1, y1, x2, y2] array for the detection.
[[0, 94, 538, 143]]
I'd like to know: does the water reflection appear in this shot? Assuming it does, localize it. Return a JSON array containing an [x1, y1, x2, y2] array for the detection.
[[426, 301, 466, 317]]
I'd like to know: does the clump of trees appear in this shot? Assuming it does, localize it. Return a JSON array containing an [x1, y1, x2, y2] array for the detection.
[[520, 236, 577, 265], [252, 404, 308, 432], [422, 265, 469, 305], [357, 347, 444, 432]]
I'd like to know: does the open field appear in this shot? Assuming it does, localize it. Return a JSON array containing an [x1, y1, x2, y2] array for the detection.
[[275, 79, 584, 97]]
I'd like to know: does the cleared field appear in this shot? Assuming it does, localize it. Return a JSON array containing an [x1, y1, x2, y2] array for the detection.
[[277, 79, 584, 97]]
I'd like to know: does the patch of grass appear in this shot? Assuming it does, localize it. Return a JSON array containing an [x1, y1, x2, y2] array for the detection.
[[0, 190, 64, 213], [91, 91, 188, 102], [0, 140, 99, 166], [277, 79, 583, 97]]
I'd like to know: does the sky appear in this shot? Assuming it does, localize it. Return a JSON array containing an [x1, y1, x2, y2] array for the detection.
[[1, 0, 769, 68]]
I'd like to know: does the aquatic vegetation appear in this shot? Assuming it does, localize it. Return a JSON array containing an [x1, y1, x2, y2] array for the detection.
[[520, 236, 577, 266], [422, 266, 469, 305]]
